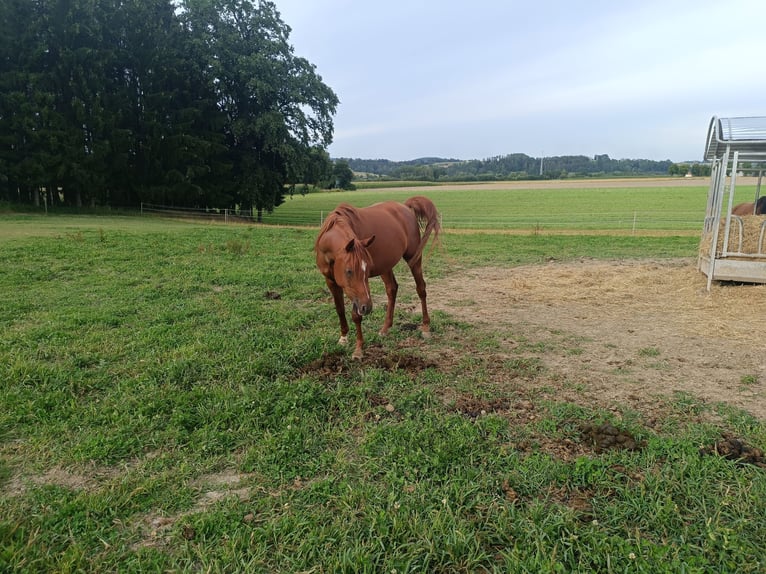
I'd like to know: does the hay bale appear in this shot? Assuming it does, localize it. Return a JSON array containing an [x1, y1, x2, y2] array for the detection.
[[699, 215, 766, 256]]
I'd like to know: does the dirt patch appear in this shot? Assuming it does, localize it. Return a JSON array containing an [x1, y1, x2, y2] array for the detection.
[[3, 463, 123, 497], [302, 341, 436, 380], [131, 470, 257, 550], [428, 258, 766, 420], [452, 395, 513, 419]]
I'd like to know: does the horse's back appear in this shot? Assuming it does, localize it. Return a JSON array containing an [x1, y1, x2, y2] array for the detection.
[[356, 202, 421, 272], [732, 202, 755, 216]]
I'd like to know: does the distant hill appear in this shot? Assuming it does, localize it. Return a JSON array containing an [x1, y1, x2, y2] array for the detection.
[[338, 153, 683, 181]]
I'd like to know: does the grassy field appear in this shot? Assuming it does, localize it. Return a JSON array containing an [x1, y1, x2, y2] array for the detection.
[[266, 180, 722, 231], [1, 206, 765, 572]]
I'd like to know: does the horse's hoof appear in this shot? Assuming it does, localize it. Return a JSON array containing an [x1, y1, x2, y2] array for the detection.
[[352, 350, 363, 360], [338, 335, 349, 345], [421, 329, 431, 339]]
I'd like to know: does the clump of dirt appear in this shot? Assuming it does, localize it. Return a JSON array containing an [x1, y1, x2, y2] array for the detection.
[[452, 395, 512, 418], [580, 422, 643, 453], [371, 349, 436, 372], [301, 344, 436, 380], [301, 350, 347, 377], [700, 437, 766, 468]]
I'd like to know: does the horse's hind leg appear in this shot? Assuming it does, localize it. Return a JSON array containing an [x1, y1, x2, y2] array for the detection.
[[408, 259, 430, 337], [379, 270, 398, 336]]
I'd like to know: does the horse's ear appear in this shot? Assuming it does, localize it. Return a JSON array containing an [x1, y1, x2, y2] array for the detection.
[[361, 235, 375, 248], [345, 238, 356, 253]]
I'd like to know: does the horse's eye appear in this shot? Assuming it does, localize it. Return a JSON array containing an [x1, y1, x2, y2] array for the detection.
[[345, 268, 353, 277]]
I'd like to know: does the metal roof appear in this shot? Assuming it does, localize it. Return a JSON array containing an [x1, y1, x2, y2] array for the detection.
[[704, 116, 766, 162]]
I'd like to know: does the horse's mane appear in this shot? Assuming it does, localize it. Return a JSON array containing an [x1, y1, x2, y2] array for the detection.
[[314, 204, 370, 273], [314, 204, 360, 247]]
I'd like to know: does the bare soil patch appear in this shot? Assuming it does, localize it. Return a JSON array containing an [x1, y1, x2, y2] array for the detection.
[[428, 258, 766, 420], [301, 340, 437, 380]]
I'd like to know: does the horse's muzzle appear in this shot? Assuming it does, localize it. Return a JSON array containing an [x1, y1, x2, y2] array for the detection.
[[353, 299, 373, 316]]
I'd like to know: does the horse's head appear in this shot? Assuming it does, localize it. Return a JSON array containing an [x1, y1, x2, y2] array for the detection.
[[333, 235, 375, 315], [757, 196, 766, 215]]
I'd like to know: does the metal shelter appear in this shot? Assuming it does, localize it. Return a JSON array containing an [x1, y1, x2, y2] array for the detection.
[[698, 115, 766, 289]]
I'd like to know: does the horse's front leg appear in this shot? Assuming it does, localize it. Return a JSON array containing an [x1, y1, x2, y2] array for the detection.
[[379, 270, 398, 336], [351, 306, 365, 359], [326, 279, 349, 345]]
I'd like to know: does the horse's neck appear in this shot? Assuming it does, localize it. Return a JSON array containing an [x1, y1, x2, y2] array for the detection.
[[319, 217, 355, 253]]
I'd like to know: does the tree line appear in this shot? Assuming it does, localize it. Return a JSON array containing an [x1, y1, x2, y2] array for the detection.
[[0, 0, 339, 214], [344, 154, 711, 181]]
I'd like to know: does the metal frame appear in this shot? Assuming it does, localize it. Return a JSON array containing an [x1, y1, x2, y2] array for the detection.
[[699, 116, 766, 289]]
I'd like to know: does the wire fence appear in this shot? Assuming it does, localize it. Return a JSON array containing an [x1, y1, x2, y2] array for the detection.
[[257, 209, 705, 232], [140, 203, 705, 232], [140, 203, 258, 223]]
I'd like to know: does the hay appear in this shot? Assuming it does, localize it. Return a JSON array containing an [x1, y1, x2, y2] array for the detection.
[[438, 259, 766, 345], [700, 215, 766, 256]]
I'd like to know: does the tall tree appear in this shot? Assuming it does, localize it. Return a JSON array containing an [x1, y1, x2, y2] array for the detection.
[[102, 0, 228, 207], [0, 0, 53, 203], [180, 0, 338, 215]]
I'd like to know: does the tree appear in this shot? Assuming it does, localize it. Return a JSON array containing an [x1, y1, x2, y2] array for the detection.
[[0, 0, 338, 209], [291, 146, 332, 192], [331, 159, 354, 190], [179, 0, 338, 214], [105, 0, 230, 207]]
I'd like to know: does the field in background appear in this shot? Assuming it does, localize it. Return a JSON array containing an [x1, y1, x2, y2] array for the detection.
[[269, 178, 721, 232]]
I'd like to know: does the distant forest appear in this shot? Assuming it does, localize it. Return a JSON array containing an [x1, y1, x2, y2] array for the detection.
[[342, 154, 710, 182]]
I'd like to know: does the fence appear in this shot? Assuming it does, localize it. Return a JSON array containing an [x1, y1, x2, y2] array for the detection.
[[140, 203, 703, 232], [257, 209, 704, 233], [140, 203, 257, 223]]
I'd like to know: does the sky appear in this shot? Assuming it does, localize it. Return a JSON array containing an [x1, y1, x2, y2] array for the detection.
[[273, 0, 766, 163]]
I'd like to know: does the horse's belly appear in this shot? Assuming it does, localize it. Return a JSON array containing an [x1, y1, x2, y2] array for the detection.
[[369, 245, 407, 276]]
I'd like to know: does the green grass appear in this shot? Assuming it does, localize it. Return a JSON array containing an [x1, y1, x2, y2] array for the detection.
[[269, 181, 736, 231], [1, 215, 765, 572]]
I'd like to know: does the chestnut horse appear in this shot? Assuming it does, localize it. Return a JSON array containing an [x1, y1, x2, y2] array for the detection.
[[732, 196, 766, 215], [314, 196, 440, 359]]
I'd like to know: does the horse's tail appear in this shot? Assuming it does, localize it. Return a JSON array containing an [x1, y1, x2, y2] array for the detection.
[[405, 195, 441, 263]]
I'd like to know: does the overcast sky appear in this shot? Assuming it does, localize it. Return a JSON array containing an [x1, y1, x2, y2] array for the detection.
[[274, 0, 766, 162]]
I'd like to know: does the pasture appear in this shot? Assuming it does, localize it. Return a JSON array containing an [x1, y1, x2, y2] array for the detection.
[[2, 185, 766, 572], [269, 177, 719, 231]]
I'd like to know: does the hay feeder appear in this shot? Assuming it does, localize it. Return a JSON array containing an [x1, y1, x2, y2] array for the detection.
[[698, 115, 766, 289]]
